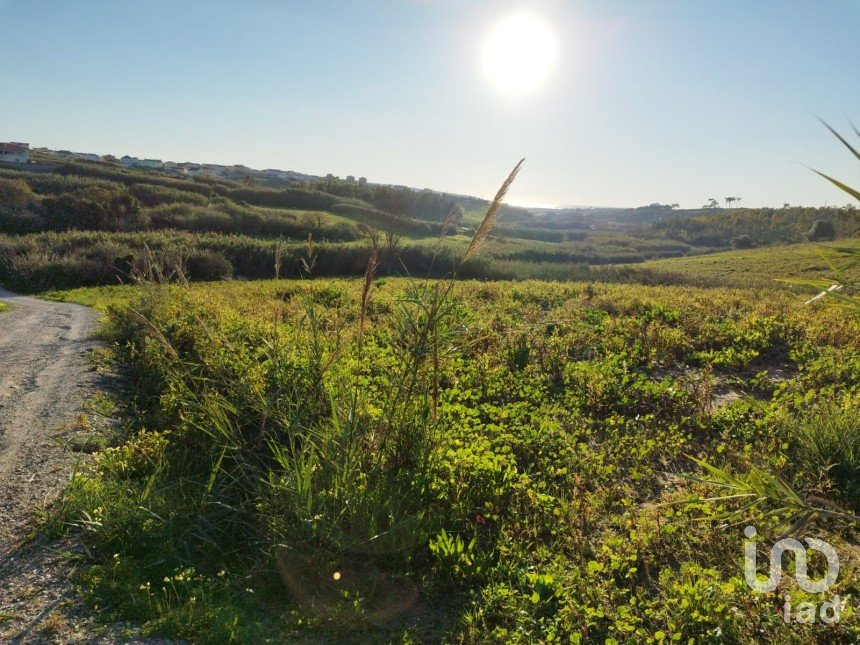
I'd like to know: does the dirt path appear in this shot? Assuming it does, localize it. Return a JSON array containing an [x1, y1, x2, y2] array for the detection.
[[0, 288, 100, 545], [0, 290, 172, 643], [0, 289, 113, 642]]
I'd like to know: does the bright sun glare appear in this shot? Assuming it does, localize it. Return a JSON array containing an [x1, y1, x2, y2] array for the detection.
[[482, 12, 557, 97]]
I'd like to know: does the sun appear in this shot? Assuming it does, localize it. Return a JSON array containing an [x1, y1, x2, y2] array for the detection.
[[481, 12, 557, 97]]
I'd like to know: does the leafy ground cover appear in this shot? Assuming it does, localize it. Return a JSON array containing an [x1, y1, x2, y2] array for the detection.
[[43, 275, 860, 643]]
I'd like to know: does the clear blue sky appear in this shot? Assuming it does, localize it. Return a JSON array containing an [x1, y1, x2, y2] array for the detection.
[[1, 0, 857, 208]]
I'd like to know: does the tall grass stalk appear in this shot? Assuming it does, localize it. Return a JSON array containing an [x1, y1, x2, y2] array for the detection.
[[462, 158, 524, 265]]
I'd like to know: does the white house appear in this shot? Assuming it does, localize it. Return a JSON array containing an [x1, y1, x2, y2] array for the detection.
[[121, 155, 163, 170], [71, 152, 100, 162], [185, 164, 223, 178], [0, 142, 31, 163]]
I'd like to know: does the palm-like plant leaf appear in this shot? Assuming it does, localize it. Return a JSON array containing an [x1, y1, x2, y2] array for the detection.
[[803, 119, 860, 315], [810, 168, 860, 202], [678, 456, 858, 531], [818, 117, 860, 162]]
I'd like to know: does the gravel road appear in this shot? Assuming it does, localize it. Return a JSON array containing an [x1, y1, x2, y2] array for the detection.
[[0, 288, 106, 642], [0, 288, 100, 544]]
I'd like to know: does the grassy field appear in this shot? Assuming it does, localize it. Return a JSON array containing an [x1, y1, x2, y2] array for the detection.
[[43, 274, 860, 643], [631, 240, 860, 289]]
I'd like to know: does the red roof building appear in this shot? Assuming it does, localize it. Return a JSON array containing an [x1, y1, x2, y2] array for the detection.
[[0, 142, 31, 163]]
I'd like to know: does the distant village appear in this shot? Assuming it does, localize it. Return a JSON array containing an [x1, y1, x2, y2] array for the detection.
[[0, 141, 370, 186]]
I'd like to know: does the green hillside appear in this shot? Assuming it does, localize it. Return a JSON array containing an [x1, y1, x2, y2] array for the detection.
[[3, 157, 857, 295], [0, 158, 702, 292]]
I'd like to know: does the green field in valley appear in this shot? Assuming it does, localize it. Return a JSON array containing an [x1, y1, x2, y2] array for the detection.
[[631, 239, 860, 289]]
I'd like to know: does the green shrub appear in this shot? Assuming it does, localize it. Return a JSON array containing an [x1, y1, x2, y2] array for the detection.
[[0, 208, 45, 234], [185, 251, 233, 281], [731, 234, 756, 249], [807, 219, 837, 241], [129, 183, 210, 208], [790, 405, 860, 503], [42, 184, 148, 231], [0, 177, 36, 211]]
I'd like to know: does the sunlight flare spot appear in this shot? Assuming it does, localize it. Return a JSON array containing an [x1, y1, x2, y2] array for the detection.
[[481, 12, 557, 97]]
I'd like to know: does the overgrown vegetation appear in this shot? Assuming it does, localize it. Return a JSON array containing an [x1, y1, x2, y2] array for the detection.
[[652, 206, 858, 248], [1, 156, 856, 294], [45, 260, 860, 642]]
